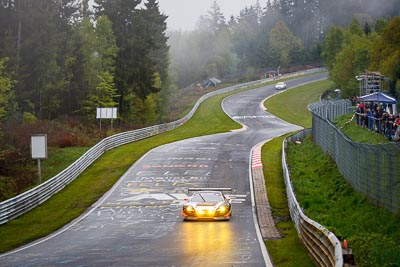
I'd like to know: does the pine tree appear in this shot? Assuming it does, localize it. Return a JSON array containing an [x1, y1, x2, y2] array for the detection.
[[94, 0, 169, 124], [0, 58, 15, 123]]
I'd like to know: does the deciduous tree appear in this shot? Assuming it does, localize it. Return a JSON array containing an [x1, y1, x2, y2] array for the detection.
[[370, 17, 400, 97], [268, 21, 304, 67]]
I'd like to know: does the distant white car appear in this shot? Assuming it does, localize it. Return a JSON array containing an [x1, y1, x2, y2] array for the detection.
[[275, 82, 287, 90]]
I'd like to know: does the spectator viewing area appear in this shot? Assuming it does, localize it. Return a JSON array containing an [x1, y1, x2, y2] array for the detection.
[[354, 71, 399, 141]]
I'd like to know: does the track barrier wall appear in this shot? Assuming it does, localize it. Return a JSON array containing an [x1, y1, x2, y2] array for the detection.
[[283, 130, 343, 267]]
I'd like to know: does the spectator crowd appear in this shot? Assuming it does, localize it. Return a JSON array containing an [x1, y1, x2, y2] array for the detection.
[[354, 101, 400, 141]]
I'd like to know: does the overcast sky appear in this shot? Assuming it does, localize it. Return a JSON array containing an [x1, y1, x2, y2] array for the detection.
[[158, 0, 259, 31]]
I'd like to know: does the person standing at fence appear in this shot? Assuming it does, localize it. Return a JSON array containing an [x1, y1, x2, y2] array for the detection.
[[383, 113, 391, 139], [394, 115, 400, 140], [366, 108, 374, 131], [359, 102, 366, 127], [393, 115, 400, 141], [374, 106, 383, 133], [355, 104, 361, 125]]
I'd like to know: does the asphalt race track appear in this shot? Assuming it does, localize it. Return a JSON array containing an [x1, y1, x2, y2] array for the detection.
[[0, 73, 327, 267]]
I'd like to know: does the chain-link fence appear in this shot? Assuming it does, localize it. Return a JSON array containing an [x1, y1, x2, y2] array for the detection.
[[308, 100, 400, 214]]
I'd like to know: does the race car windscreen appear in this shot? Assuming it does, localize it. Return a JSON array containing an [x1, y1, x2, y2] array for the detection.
[[191, 192, 224, 203]]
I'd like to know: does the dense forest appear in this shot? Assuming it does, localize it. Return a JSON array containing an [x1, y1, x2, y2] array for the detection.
[[1, 0, 399, 127], [0, 0, 399, 198], [168, 0, 400, 89], [0, 0, 169, 127], [322, 17, 400, 98]]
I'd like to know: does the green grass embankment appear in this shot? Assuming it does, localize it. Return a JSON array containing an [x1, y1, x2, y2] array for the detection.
[[333, 113, 391, 144], [287, 136, 400, 267], [265, 79, 400, 267], [263, 80, 332, 267]]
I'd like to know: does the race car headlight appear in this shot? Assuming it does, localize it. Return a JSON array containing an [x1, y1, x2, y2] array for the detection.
[[185, 206, 195, 212], [216, 205, 227, 213]]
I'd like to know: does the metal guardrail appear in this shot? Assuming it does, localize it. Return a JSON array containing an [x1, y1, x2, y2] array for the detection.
[[283, 130, 343, 267], [0, 68, 324, 225]]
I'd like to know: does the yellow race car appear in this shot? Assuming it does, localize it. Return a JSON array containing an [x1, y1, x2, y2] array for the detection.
[[182, 188, 232, 221]]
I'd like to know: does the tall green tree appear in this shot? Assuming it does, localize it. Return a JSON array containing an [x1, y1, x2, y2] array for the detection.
[[195, 1, 234, 78], [0, 0, 79, 119], [141, 0, 169, 87], [370, 17, 400, 97], [197, 0, 226, 37], [78, 18, 98, 97], [268, 20, 304, 67], [231, 5, 265, 70], [0, 58, 15, 123], [95, 0, 169, 125], [331, 34, 373, 97], [278, 0, 321, 48], [81, 72, 119, 116], [321, 26, 345, 71], [78, 16, 118, 118]]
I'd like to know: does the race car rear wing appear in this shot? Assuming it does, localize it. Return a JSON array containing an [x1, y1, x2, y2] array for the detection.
[[188, 188, 233, 192]]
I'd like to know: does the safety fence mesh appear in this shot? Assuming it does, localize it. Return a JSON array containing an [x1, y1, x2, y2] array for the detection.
[[308, 100, 400, 213]]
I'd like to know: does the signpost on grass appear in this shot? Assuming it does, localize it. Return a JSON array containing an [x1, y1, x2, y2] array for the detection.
[[31, 134, 47, 183]]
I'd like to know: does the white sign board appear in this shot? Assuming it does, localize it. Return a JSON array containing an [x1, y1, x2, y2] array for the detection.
[[31, 134, 47, 159], [96, 107, 117, 119]]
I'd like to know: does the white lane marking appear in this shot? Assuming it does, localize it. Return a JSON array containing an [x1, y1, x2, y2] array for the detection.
[[116, 193, 247, 204], [117, 193, 183, 202], [232, 115, 275, 119], [226, 194, 247, 204]]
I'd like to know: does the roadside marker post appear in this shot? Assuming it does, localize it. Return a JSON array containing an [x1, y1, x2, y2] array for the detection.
[[31, 134, 48, 183]]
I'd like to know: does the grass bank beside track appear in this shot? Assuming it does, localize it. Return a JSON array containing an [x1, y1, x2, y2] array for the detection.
[[263, 80, 332, 267], [287, 136, 400, 267], [265, 79, 400, 266]]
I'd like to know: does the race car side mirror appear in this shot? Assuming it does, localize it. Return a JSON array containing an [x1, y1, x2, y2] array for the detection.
[[226, 197, 231, 203]]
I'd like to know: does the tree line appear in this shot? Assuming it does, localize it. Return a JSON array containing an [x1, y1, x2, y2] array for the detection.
[[0, 0, 169, 128], [0, 0, 399, 131], [322, 17, 400, 99], [168, 0, 400, 88]]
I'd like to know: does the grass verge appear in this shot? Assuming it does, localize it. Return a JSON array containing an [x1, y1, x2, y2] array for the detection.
[[332, 113, 391, 144], [262, 137, 315, 267], [262, 80, 332, 266], [287, 137, 400, 266], [265, 80, 333, 128], [265, 79, 400, 266]]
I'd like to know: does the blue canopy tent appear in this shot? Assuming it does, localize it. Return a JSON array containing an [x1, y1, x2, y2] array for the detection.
[[358, 92, 396, 104], [358, 92, 397, 115]]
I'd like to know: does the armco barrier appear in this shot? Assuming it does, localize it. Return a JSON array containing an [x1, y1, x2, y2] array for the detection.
[[283, 130, 343, 267], [0, 68, 324, 225]]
